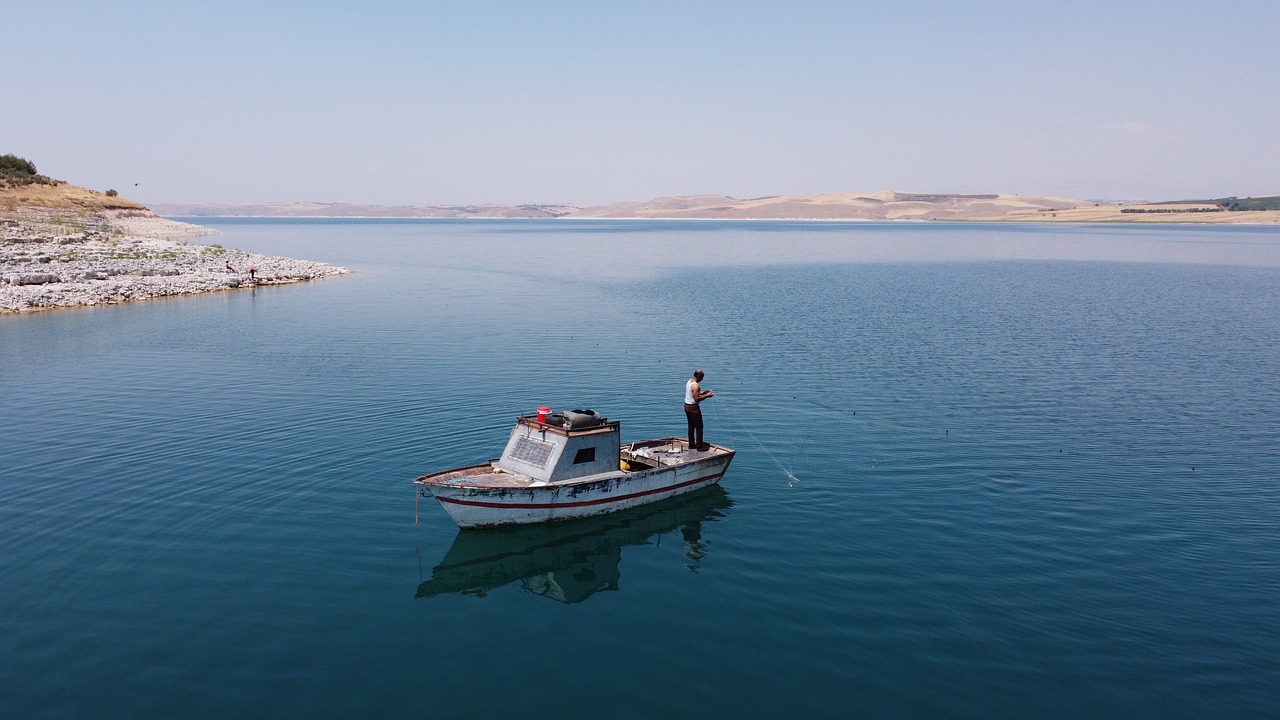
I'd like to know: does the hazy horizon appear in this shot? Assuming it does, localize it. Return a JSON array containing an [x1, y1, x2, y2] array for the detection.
[[7, 1, 1278, 206]]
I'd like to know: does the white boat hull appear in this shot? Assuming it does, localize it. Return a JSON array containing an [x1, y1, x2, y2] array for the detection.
[[426, 454, 733, 528]]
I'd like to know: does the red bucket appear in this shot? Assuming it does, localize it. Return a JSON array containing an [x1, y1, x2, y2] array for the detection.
[[537, 406, 551, 423]]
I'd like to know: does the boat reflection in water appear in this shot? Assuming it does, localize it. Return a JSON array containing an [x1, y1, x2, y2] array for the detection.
[[416, 485, 733, 604]]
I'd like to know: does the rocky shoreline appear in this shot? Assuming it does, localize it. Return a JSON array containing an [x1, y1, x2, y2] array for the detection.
[[1, 209, 348, 313]]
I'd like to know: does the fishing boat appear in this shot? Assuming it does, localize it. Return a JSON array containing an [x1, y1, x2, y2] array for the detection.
[[414, 408, 735, 528]]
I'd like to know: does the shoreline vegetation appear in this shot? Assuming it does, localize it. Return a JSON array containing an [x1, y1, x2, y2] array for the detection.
[[151, 191, 1280, 224], [1, 157, 348, 314]]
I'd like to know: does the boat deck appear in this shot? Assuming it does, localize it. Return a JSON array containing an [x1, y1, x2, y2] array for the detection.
[[623, 438, 726, 467], [424, 464, 532, 488]]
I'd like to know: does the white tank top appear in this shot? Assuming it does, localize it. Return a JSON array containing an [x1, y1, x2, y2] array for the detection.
[[685, 378, 697, 404]]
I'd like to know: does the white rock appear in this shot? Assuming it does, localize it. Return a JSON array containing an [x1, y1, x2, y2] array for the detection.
[[1, 209, 348, 313]]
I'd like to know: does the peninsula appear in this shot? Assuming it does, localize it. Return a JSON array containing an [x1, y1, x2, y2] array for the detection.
[[1, 157, 348, 314]]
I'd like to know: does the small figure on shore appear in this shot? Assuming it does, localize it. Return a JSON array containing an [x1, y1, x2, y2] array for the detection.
[[684, 368, 714, 451], [248, 267, 256, 280], [225, 261, 237, 273]]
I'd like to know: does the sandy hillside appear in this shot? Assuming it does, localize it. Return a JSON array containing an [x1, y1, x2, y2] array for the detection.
[[146, 192, 1280, 223], [0, 181, 146, 211], [572, 192, 1280, 223], [573, 192, 1107, 220]]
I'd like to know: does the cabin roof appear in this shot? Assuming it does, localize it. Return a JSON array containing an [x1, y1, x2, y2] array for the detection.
[[517, 415, 620, 436]]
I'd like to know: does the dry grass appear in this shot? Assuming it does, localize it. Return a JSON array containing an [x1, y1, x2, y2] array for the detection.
[[0, 182, 145, 212]]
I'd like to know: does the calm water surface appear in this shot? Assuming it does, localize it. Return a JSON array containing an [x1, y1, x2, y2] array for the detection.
[[2, 220, 1279, 718]]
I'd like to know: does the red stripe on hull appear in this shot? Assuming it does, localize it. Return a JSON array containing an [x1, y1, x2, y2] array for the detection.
[[435, 470, 726, 510]]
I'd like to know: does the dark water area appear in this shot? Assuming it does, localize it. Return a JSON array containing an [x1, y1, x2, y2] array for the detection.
[[2, 219, 1279, 718]]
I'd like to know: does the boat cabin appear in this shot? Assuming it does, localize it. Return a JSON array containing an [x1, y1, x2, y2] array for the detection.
[[497, 410, 622, 484]]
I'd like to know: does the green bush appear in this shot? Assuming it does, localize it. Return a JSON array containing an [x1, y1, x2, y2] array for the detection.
[[0, 154, 38, 176], [1, 154, 55, 188], [1217, 196, 1280, 211]]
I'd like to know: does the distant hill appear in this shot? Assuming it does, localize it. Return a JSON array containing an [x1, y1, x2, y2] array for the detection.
[[572, 192, 1100, 221], [149, 201, 577, 219], [150, 192, 1280, 224], [1146, 195, 1280, 211]]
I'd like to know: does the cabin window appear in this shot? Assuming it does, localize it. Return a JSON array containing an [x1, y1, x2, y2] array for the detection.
[[572, 447, 596, 465]]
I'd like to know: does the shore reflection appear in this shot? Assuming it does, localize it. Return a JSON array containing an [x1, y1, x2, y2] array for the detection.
[[416, 485, 733, 603]]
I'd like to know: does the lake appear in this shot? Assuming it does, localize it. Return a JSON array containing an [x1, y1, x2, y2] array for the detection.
[[2, 219, 1278, 718]]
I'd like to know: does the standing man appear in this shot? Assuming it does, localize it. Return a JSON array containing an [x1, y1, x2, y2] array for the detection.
[[684, 369, 714, 451]]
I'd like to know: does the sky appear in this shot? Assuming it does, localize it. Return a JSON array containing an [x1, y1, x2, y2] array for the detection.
[[5, 1, 1278, 206]]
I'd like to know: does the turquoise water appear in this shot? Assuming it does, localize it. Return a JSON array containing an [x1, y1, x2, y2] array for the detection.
[[2, 219, 1279, 718]]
